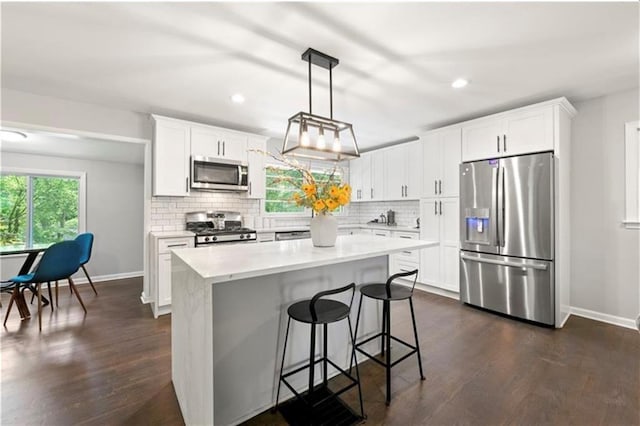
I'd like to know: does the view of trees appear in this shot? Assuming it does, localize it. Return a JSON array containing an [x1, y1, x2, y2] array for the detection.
[[264, 167, 342, 214], [0, 174, 79, 250]]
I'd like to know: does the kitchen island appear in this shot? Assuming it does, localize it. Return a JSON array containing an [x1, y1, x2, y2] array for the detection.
[[170, 234, 436, 426]]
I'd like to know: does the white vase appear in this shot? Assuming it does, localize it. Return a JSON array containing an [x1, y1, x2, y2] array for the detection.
[[310, 213, 338, 247]]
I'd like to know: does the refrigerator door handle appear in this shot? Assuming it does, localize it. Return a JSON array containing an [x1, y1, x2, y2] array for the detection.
[[491, 166, 499, 247], [497, 166, 505, 248], [460, 254, 548, 271]]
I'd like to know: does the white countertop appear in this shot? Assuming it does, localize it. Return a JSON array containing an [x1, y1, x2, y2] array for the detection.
[[255, 223, 420, 233], [150, 230, 195, 239], [173, 234, 436, 283]]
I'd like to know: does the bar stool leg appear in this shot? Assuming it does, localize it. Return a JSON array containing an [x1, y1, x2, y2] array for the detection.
[[273, 317, 292, 412], [308, 323, 316, 415], [348, 316, 365, 419], [385, 300, 391, 405], [349, 295, 364, 373], [381, 300, 387, 357], [323, 323, 328, 385], [409, 298, 425, 380]]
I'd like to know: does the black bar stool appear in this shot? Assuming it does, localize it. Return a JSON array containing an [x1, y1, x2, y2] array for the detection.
[[274, 282, 365, 425], [351, 269, 424, 405]]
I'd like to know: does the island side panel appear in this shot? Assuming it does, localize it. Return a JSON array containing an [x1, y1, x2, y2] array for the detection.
[[211, 255, 388, 426], [171, 253, 214, 426]]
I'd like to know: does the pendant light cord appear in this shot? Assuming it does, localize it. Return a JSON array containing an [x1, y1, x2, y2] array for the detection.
[[329, 65, 333, 119], [308, 58, 312, 114]]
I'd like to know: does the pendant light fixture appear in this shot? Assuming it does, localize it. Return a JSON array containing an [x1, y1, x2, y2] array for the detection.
[[281, 48, 360, 162]]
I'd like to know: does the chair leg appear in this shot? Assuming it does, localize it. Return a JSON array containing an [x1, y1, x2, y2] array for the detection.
[[55, 281, 59, 307], [323, 323, 328, 385], [348, 316, 366, 419], [381, 300, 387, 357], [308, 323, 316, 401], [3, 287, 17, 326], [47, 282, 53, 311], [82, 265, 98, 295], [385, 300, 391, 406], [409, 298, 425, 380], [273, 316, 291, 413], [37, 283, 42, 332], [68, 278, 87, 313], [349, 294, 364, 373]]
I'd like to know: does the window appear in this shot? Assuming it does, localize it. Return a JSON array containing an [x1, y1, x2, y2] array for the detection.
[[264, 165, 344, 215], [624, 121, 640, 229], [0, 168, 86, 251]]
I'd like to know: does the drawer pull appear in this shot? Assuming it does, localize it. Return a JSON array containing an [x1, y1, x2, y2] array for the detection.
[[167, 243, 188, 248], [402, 251, 412, 254]]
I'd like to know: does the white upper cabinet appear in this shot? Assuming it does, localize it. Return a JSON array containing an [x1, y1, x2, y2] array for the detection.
[[383, 141, 423, 201], [349, 151, 384, 202], [191, 126, 248, 163], [461, 99, 575, 162], [152, 116, 191, 197], [246, 137, 267, 199], [422, 127, 461, 198]]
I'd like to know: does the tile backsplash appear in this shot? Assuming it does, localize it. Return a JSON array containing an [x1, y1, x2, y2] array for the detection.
[[150, 192, 420, 232]]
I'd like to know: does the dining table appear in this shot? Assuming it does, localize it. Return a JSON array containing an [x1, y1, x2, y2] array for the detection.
[[1, 247, 49, 320]]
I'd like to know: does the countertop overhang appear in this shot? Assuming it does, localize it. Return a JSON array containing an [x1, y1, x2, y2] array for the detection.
[[172, 234, 436, 283]]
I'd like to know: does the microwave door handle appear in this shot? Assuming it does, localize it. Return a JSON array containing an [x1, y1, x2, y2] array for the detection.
[[238, 164, 243, 185]]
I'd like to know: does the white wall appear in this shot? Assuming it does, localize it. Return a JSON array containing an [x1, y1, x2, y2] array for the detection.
[[571, 88, 640, 321], [1, 152, 144, 281], [1, 88, 151, 141]]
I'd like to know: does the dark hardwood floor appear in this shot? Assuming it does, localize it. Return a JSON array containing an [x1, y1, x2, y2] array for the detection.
[[1, 278, 638, 425]]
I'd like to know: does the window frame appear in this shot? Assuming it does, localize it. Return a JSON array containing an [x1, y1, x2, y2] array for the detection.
[[1, 167, 87, 249], [624, 121, 640, 229], [261, 159, 349, 217]]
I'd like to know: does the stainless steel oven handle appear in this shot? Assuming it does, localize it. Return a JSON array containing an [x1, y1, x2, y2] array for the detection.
[[460, 254, 548, 271]]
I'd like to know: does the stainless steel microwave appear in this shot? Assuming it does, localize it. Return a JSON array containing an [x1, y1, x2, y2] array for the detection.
[[190, 156, 248, 191]]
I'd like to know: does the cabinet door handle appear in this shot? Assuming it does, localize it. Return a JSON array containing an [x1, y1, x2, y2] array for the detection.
[[371, 188, 373, 199], [186, 177, 189, 192], [503, 134, 507, 152], [434, 201, 438, 215], [497, 135, 500, 152], [217, 140, 220, 156], [439, 201, 442, 215], [438, 180, 442, 194], [223, 141, 226, 156], [434, 180, 438, 195], [249, 181, 252, 195]]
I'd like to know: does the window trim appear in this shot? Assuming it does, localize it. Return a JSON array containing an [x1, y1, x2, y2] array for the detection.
[[623, 121, 640, 229], [1, 167, 87, 247]]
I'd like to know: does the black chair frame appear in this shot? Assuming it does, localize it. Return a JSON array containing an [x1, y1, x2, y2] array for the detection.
[[351, 269, 425, 405], [274, 282, 365, 421]]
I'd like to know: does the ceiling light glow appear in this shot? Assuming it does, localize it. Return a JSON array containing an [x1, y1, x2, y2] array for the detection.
[[451, 78, 469, 89], [231, 93, 245, 104]]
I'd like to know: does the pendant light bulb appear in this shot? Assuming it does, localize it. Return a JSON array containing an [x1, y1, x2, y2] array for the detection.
[[332, 131, 341, 152], [300, 123, 310, 147], [317, 126, 326, 149]]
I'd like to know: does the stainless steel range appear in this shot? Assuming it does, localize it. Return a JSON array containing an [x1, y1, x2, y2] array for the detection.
[[186, 211, 257, 246]]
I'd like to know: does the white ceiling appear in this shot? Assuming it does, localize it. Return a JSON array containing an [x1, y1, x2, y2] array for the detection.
[[0, 128, 145, 165], [1, 2, 638, 150]]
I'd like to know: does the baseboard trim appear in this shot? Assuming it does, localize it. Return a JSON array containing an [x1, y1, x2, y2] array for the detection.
[[414, 282, 460, 301], [58, 271, 143, 287], [570, 306, 637, 330]]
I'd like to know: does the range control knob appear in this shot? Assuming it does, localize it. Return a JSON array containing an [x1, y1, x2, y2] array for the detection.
[[204, 237, 210, 242], [212, 236, 217, 242], [240, 234, 245, 240]]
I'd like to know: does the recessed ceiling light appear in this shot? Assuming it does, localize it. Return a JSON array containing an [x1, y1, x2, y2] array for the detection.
[[0, 130, 28, 142], [451, 78, 469, 89], [231, 93, 245, 104]]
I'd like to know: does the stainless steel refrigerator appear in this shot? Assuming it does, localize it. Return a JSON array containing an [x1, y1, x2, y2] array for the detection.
[[459, 152, 554, 325]]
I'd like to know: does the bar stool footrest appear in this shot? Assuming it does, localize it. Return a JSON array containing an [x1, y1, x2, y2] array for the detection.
[[279, 385, 363, 426], [355, 332, 419, 368]]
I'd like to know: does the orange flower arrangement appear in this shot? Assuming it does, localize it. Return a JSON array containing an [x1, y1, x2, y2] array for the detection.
[[257, 150, 351, 214]]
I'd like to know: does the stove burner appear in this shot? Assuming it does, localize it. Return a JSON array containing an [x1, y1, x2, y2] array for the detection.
[[187, 220, 257, 245]]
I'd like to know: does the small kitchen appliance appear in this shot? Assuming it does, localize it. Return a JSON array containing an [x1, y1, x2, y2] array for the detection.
[[186, 211, 257, 246], [386, 210, 396, 226]]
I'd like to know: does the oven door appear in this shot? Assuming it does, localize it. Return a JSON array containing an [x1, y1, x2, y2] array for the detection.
[[191, 156, 248, 191]]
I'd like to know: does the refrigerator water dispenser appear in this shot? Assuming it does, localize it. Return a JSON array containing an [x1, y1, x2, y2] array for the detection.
[[464, 208, 491, 245]]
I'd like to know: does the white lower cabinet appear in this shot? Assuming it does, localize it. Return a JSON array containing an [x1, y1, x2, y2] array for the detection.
[[150, 235, 194, 318], [419, 198, 460, 292], [389, 231, 420, 280]]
